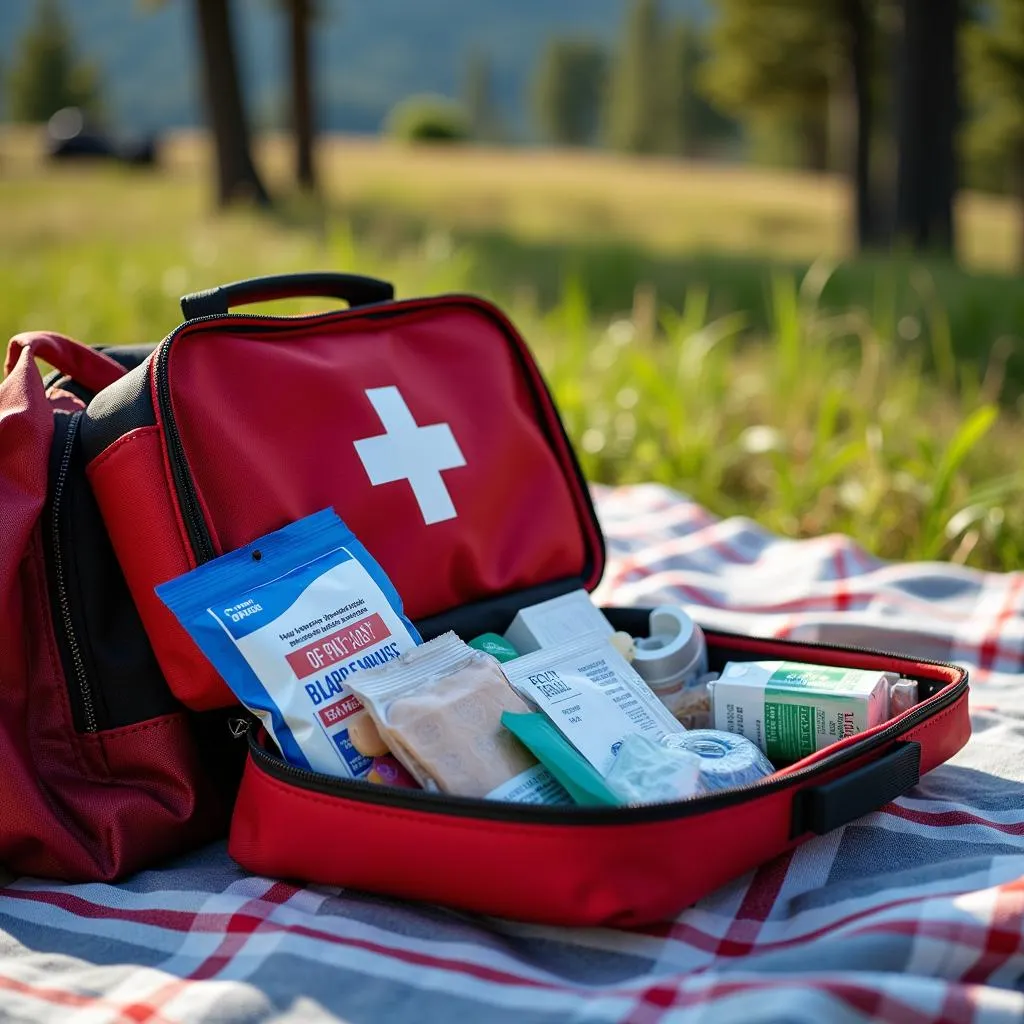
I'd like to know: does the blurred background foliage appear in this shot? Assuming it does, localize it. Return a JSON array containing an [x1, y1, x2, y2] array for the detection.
[[3, 0, 1024, 572]]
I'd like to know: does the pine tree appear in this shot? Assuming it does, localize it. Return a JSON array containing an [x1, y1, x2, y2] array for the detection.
[[839, 0, 878, 248], [966, 0, 1024, 263], [284, 0, 317, 191], [703, 0, 888, 250], [660, 21, 736, 157], [701, 0, 838, 172], [7, 0, 100, 124], [533, 39, 608, 146], [893, 0, 959, 255], [606, 0, 662, 153], [192, 0, 270, 207]]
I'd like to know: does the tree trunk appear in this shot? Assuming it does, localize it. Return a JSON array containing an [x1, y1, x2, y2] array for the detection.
[[193, 0, 269, 208], [288, 0, 316, 191], [803, 106, 830, 173], [894, 0, 958, 254], [1016, 140, 1024, 270], [843, 0, 874, 250]]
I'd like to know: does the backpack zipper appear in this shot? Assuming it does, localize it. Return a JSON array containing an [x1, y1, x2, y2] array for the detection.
[[50, 411, 98, 732], [244, 640, 968, 826]]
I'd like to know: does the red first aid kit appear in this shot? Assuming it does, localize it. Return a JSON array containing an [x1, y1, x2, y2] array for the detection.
[[38, 272, 971, 925]]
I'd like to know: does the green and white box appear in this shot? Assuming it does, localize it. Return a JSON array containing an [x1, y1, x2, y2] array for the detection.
[[709, 661, 895, 763]]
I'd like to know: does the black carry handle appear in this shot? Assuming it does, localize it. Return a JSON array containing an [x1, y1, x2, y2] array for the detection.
[[180, 272, 395, 321], [791, 741, 920, 837]]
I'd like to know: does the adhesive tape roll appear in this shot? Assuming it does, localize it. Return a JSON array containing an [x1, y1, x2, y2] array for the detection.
[[663, 730, 775, 791], [631, 605, 708, 693]]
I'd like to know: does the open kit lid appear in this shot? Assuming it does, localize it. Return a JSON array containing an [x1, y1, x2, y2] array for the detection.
[[81, 274, 606, 647]]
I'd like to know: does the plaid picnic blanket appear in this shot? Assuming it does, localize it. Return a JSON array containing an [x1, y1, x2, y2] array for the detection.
[[2, 483, 1023, 1023]]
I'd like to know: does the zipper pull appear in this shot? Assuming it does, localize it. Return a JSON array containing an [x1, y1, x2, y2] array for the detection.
[[227, 717, 251, 740]]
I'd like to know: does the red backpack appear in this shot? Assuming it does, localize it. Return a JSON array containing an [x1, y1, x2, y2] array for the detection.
[[0, 332, 231, 880]]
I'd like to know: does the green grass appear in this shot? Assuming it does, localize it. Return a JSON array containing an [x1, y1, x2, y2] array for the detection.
[[3, 130, 1024, 571]]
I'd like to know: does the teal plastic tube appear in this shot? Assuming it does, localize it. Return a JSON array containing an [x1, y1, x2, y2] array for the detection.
[[468, 633, 520, 663], [501, 712, 622, 807]]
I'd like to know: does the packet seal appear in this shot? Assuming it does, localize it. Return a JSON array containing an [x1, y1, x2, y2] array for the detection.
[[346, 632, 488, 711]]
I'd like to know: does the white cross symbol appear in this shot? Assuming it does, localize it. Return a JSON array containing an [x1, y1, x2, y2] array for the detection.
[[353, 386, 466, 525]]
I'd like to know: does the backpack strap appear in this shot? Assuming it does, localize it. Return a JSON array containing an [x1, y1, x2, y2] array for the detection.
[[5, 332, 127, 395], [0, 333, 128, 650]]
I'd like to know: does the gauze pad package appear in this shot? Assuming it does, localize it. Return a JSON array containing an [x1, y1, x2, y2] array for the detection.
[[347, 632, 570, 804], [502, 633, 686, 777], [603, 733, 704, 805], [156, 508, 421, 778]]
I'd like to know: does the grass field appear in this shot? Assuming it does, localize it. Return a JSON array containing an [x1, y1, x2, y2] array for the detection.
[[3, 129, 1024, 571]]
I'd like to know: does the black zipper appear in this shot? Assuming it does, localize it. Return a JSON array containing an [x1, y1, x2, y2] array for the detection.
[[152, 298, 602, 576], [50, 411, 99, 732], [245, 638, 968, 826], [153, 335, 216, 562]]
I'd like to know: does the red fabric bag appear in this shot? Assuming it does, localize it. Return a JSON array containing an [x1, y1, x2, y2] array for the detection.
[[77, 272, 971, 925], [80, 273, 603, 711], [0, 333, 225, 881], [230, 630, 968, 926]]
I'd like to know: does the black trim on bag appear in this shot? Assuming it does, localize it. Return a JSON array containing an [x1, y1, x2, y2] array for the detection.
[[415, 575, 594, 640], [42, 411, 180, 732], [80, 359, 157, 463], [180, 272, 395, 320], [791, 740, 921, 836], [42, 411, 97, 731]]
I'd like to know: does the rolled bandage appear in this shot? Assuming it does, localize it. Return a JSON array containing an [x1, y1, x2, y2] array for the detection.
[[663, 730, 775, 792]]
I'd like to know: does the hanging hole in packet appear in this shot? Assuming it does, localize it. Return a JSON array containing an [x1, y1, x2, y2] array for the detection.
[[156, 508, 422, 781]]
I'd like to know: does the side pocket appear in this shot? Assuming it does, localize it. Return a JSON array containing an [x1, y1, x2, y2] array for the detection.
[[43, 412, 179, 731], [88, 426, 235, 710]]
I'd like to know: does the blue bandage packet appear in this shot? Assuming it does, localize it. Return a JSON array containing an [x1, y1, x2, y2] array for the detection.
[[157, 508, 421, 777]]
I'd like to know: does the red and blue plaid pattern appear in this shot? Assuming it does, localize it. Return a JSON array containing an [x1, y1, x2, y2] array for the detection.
[[2, 484, 1022, 1023]]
